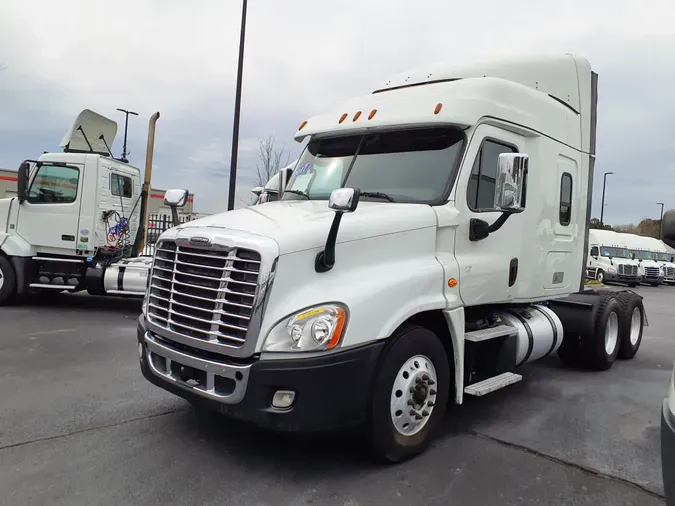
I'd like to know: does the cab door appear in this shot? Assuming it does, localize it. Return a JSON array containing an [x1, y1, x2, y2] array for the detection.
[[453, 124, 530, 305], [16, 162, 84, 250]]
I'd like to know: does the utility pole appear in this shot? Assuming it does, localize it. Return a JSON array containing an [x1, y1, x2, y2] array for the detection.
[[116, 108, 138, 163], [600, 171, 613, 227], [227, 0, 248, 211], [657, 202, 665, 239]]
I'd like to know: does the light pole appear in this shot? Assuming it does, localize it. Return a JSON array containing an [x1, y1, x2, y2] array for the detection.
[[116, 108, 138, 163], [600, 171, 613, 227], [227, 0, 248, 211], [657, 202, 665, 239]]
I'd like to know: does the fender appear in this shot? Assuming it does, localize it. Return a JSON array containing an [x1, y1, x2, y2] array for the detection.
[[0, 232, 34, 257]]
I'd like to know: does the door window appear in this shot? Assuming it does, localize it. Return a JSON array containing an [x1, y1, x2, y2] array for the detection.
[[590, 246, 599, 257], [467, 139, 518, 211], [27, 164, 79, 204], [111, 173, 133, 198]]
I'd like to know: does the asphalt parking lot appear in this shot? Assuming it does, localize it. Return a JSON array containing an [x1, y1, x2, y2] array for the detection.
[[0, 286, 671, 506]]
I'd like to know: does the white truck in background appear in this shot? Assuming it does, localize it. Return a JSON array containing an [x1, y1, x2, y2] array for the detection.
[[0, 109, 189, 304], [586, 229, 640, 286], [641, 235, 675, 285], [617, 232, 664, 286], [137, 54, 648, 463]]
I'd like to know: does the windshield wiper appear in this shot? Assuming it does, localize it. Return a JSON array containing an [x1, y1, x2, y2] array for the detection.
[[283, 189, 310, 200], [361, 191, 395, 202]]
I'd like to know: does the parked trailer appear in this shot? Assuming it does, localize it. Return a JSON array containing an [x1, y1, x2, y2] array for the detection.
[[586, 229, 640, 286], [0, 109, 188, 304], [137, 54, 647, 462]]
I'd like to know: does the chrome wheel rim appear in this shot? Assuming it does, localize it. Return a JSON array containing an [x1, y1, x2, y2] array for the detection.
[[605, 311, 619, 355], [390, 355, 437, 436], [630, 307, 642, 345], [0, 269, 4, 291], [597, 271, 604, 283]]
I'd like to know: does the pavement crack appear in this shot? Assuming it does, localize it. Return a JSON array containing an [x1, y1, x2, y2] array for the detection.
[[0, 408, 188, 451], [470, 430, 665, 500]]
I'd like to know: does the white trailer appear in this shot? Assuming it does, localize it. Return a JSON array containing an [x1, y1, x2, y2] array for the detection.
[[586, 229, 640, 286], [137, 54, 647, 463], [616, 232, 664, 286], [0, 109, 188, 304]]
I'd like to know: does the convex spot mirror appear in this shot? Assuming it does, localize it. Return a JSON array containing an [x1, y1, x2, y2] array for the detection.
[[329, 187, 360, 213], [164, 188, 189, 208], [663, 209, 675, 250], [494, 153, 528, 213]]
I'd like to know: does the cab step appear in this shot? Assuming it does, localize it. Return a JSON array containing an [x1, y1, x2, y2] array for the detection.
[[464, 372, 522, 397], [465, 324, 517, 342]]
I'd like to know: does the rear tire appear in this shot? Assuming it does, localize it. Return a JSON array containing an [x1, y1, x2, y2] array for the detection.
[[616, 292, 644, 359], [368, 325, 450, 463], [582, 293, 621, 371], [0, 255, 17, 306]]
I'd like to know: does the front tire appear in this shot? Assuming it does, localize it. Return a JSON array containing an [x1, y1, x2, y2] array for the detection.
[[368, 325, 450, 463], [0, 255, 17, 306], [596, 270, 605, 284]]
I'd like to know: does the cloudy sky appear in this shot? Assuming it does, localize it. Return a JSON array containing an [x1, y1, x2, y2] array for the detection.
[[1, 0, 673, 225]]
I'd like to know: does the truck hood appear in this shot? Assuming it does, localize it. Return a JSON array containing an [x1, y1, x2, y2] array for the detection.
[[173, 200, 438, 254]]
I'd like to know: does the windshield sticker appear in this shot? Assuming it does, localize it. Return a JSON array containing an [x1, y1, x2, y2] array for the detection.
[[296, 163, 312, 176]]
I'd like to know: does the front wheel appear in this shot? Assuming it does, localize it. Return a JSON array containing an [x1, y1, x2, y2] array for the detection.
[[0, 255, 17, 306], [596, 270, 605, 284], [368, 325, 450, 463]]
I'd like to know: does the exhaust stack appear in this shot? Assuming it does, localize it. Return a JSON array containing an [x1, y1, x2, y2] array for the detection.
[[133, 112, 160, 256]]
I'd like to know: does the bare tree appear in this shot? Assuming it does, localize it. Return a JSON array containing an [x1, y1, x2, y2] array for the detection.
[[255, 135, 291, 187]]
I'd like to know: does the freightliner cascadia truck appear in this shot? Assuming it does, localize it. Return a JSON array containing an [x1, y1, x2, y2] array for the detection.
[[136, 54, 647, 462]]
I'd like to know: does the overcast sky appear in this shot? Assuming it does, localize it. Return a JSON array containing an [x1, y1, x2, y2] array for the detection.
[[1, 0, 673, 224]]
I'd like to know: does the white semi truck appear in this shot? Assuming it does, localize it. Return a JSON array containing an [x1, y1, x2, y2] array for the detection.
[[586, 229, 640, 286], [137, 54, 648, 462], [641, 235, 675, 285], [0, 109, 189, 304], [617, 232, 664, 286]]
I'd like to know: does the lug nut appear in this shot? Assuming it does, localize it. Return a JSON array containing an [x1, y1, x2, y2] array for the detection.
[[422, 410, 429, 417], [415, 413, 423, 420], [427, 379, 436, 385], [430, 389, 437, 395], [415, 377, 423, 384], [427, 401, 435, 407]]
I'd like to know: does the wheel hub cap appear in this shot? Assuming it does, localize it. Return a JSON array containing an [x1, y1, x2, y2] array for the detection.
[[604, 311, 619, 355], [390, 355, 438, 436]]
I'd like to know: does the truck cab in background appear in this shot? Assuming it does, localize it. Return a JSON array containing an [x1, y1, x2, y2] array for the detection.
[[641, 235, 675, 285], [138, 54, 648, 463], [586, 229, 639, 286], [0, 109, 188, 305], [617, 233, 664, 286]]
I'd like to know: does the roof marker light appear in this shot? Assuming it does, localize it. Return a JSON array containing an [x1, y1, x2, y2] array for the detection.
[[353, 111, 362, 122], [368, 109, 377, 120], [339, 113, 348, 124], [298, 120, 308, 130], [434, 103, 443, 115]]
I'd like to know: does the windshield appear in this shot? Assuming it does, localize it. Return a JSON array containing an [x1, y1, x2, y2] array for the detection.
[[630, 249, 655, 261], [600, 246, 630, 259], [282, 127, 465, 203], [656, 252, 673, 262]]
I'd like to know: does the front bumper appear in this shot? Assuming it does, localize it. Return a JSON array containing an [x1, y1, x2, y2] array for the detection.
[[137, 316, 385, 433], [663, 401, 675, 504], [604, 272, 639, 283]]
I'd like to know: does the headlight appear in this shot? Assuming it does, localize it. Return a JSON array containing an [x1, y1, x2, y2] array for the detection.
[[263, 304, 347, 353], [608, 267, 616, 274]]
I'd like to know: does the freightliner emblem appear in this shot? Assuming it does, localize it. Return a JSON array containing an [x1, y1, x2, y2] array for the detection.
[[188, 236, 212, 246]]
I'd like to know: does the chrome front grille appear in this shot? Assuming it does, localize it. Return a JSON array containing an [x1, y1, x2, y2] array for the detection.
[[147, 240, 261, 348], [644, 266, 660, 278], [618, 264, 638, 277], [666, 267, 675, 278]]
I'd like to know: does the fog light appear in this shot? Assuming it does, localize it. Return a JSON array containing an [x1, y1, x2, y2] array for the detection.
[[272, 390, 295, 409]]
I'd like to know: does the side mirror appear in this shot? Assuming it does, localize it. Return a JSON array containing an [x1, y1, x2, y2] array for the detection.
[[328, 188, 360, 213], [17, 161, 29, 202], [494, 153, 527, 213], [164, 188, 189, 208], [663, 209, 675, 250], [316, 188, 361, 273]]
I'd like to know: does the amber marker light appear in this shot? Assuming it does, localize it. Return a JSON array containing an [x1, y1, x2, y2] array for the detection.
[[298, 120, 308, 130], [448, 278, 458, 288], [368, 109, 377, 120], [353, 111, 362, 121], [339, 113, 348, 124], [434, 103, 443, 115]]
